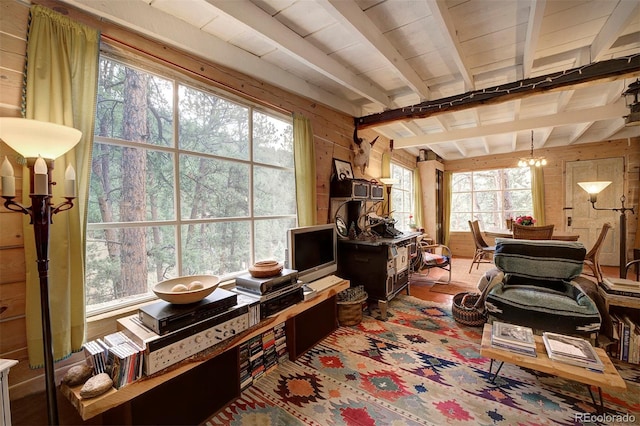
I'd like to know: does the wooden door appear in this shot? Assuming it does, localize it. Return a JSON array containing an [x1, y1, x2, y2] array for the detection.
[[565, 158, 623, 265]]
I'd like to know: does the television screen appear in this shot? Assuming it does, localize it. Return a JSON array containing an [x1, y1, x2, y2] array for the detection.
[[286, 224, 337, 283]]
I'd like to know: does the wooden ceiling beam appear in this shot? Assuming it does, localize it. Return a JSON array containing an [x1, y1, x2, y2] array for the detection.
[[356, 54, 640, 129]]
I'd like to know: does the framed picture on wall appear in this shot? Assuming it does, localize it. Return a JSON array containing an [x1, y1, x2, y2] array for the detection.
[[333, 158, 354, 180]]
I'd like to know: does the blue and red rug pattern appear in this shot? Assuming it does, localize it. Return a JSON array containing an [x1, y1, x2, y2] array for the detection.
[[205, 296, 639, 425]]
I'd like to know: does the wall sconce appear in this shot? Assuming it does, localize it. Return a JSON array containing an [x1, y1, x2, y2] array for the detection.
[[577, 181, 635, 278], [0, 117, 82, 425], [379, 177, 398, 216], [622, 78, 640, 126]]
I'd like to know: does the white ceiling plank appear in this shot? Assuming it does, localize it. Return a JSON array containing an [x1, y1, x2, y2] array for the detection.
[[452, 142, 467, 157], [591, 0, 640, 61], [205, 0, 391, 108], [523, 0, 547, 79], [60, 0, 358, 116], [395, 102, 629, 148], [426, 0, 474, 90], [400, 121, 425, 137], [568, 122, 593, 144], [599, 118, 626, 140], [320, 0, 431, 100], [540, 128, 552, 147]]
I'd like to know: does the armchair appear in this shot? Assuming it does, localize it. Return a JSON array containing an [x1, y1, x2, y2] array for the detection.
[[482, 239, 601, 337], [413, 239, 452, 283]]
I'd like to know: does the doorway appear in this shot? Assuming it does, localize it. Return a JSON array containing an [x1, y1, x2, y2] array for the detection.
[[565, 157, 623, 266]]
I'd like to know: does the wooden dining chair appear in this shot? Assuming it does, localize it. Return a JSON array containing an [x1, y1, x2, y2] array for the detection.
[[468, 220, 495, 273], [582, 222, 612, 282], [512, 223, 554, 240]]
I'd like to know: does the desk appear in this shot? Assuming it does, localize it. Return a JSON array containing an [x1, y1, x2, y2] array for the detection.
[[485, 229, 579, 241], [61, 280, 349, 423]]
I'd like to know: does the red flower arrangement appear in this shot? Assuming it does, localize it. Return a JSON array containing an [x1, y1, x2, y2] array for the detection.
[[515, 215, 536, 226]]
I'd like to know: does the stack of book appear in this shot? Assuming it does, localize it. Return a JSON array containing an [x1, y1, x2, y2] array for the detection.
[[490, 321, 536, 357], [542, 332, 605, 372], [83, 331, 145, 389], [601, 277, 640, 298]]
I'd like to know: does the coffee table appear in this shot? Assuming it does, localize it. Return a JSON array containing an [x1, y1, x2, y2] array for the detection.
[[479, 323, 626, 413]]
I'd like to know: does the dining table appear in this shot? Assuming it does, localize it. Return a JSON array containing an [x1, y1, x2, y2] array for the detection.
[[484, 229, 580, 241]]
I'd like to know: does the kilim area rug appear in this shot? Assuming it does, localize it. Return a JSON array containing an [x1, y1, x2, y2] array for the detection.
[[204, 295, 640, 425]]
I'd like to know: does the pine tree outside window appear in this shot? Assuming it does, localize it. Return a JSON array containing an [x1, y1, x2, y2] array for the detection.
[[86, 54, 295, 313]]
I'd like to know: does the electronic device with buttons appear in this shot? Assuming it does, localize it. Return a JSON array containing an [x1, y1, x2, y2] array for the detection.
[[138, 288, 239, 335], [119, 301, 252, 375]]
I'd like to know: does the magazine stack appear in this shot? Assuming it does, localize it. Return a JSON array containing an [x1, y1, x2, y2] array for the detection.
[[542, 332, 605, 372], [490, 321, 536, 357], [601, 277, 640, 298]]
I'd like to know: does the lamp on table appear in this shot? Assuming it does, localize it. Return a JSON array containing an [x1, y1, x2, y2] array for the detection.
[[578, 181, 635, 279], [0, 117, 82, 425]]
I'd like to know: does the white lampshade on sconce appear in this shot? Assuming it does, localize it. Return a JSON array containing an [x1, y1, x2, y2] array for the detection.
[[0, 117, 81, 159], [577, 181, 612, 204], [578, 180, 635, 279], [0, 117, 82, 426], [622, 79, 640, 126]]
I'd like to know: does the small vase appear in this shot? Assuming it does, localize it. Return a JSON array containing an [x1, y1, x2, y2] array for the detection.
[[506, 219, 513, 230]]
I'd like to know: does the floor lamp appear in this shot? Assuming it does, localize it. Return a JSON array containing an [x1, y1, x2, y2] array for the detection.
[[379, 177, 398, 217], [0, 118, 82, 425], [578, 181, 635, 279]]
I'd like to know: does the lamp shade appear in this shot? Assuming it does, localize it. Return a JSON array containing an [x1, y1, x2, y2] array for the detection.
[[577, 181, 612, 194], [0, 118, 82, 159], [379, 178, 398, 186]]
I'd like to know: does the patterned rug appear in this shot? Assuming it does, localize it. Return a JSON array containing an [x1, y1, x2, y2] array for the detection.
[[204, 295, 640, 425]]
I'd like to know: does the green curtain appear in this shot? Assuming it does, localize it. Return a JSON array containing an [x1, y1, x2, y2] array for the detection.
[[23, 5, 99, 367], [413, 167, 423, 229], [381, 152, 391, 178], [443, 171, 452, 246], [293, 113, 317, 226], [531, 166, 546, 225], [381, 152, 391, 212]]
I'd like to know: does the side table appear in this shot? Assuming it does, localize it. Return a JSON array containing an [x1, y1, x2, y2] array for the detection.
[[0, 359, 18, 426]]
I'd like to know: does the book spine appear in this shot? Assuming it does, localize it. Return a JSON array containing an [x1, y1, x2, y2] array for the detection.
[[601, 287, 640, 297], [622, 322, 630, 362]]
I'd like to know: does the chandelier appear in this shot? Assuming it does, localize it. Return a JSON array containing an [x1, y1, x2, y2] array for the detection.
[[518, 131, 547, 167]]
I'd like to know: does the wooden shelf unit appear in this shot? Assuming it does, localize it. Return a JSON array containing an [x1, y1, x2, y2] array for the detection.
[[61, 280, 349, 423]]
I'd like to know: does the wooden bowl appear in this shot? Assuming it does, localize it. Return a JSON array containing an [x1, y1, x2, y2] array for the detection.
[[249, 260, 283, 278], [153, 275, 220, 304]]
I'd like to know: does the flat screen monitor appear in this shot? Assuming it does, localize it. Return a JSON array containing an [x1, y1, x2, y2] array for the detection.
[[286, 224, 337, 283]]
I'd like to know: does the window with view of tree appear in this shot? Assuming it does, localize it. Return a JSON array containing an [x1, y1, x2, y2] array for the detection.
[[86, 55, 296, 312], [449, 168, 533, 232], [389, 164, 413, 231]]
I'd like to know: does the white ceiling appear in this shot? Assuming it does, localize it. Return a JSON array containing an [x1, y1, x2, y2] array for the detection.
[[59, 0, 640, 160]]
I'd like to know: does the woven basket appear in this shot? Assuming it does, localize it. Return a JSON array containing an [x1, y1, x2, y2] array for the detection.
[[337, 295, 367, 326], [452, 292, 486, 327]]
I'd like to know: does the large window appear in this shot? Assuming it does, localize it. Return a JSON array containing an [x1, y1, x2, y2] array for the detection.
[[450, 168, 532, 231], [86, 55, 296, 313], [390, 163, 413, 230]]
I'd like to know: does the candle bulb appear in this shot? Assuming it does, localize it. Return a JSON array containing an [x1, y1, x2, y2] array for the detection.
[[1, 156, 15, 197], [34, 156, 48, 195], [64, 163, 76, 198]]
